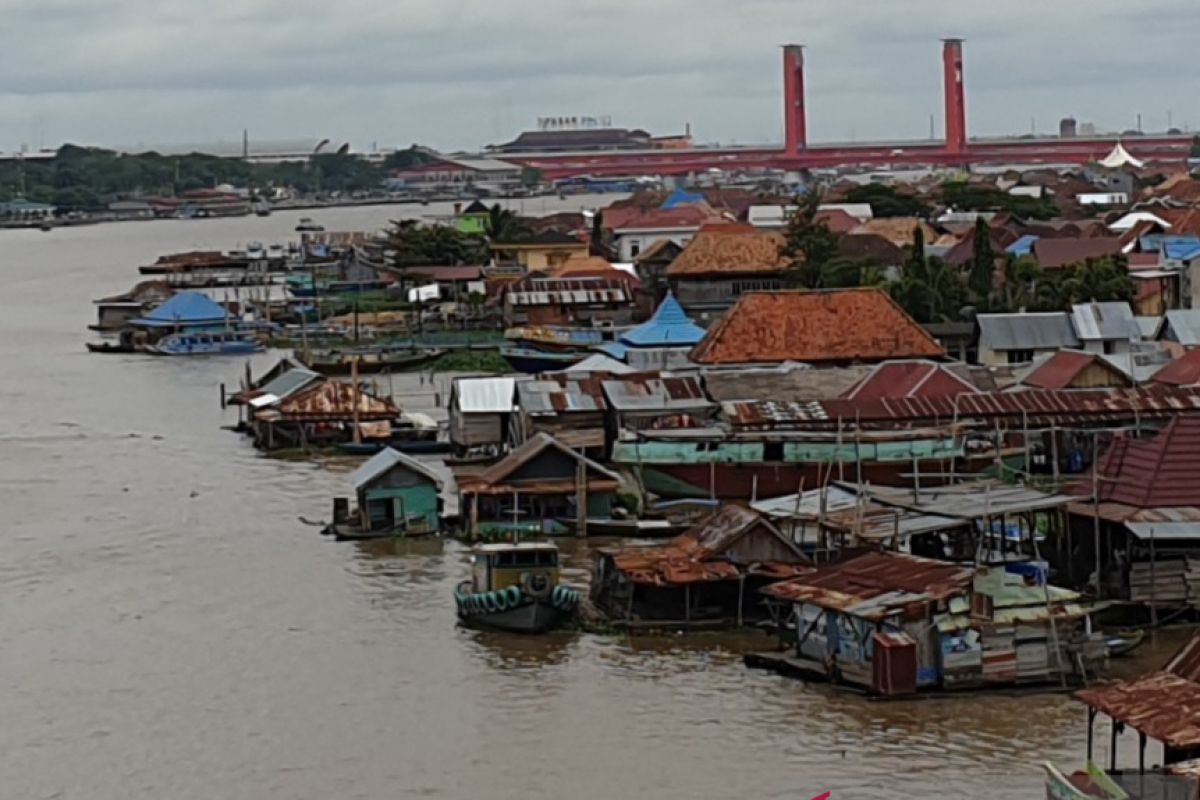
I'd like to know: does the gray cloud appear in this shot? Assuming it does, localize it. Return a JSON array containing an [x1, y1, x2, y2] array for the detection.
[[0, 0, 1197, 152]]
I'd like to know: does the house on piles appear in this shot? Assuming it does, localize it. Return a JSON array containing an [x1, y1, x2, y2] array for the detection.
[[591, 505, 811, 628], [511, 374, 609, 458], [251, 380, 398, 451], [448, 376, 518, 456], [1066, 416, 1200, 606], [328, 447, 444, 536], [757, 551, 1106, 696], [455, 433, 621, 539]]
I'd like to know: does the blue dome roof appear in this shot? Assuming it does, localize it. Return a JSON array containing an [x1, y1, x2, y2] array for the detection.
[[621, 294, 705, 347]]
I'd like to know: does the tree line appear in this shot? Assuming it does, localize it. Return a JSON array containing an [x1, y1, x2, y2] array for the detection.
[[780, 191, 1134, 323]]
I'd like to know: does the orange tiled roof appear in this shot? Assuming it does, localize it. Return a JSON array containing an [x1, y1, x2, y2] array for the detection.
[[850, 218, 937, 248], [689, 289, 946, 365], [665, 227, 787, 277]]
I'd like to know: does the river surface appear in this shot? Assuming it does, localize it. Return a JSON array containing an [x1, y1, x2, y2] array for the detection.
[[0, 202, 1191, 799]]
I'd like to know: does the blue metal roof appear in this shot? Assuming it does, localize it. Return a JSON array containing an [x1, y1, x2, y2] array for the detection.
[[595, 342, 629, 360], [620, 294, 706, 347], [1005, 234, 1039, 257], [660, 189, 706, 209], [134, 292, 228, 327]]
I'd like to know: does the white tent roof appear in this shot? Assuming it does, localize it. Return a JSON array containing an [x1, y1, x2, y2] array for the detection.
[[1108, 211, 1172, 232], [551, 353, 634, 374], [1098, 141, 1145, 170]]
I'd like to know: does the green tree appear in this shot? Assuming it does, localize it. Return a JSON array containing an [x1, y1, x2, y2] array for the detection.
[[844, 184, 932, 218], [484, 204, 531, 242], [994, 256, 1042, 312], [890, 253, 966, 324], [1034, 256, 1134, 309], [781, 190, 840, 288], [968, 217, 996, 307], [387, 219, 489, 270]]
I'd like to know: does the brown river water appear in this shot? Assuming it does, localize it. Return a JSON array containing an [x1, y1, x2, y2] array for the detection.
[[0, 202, 1192, 799]]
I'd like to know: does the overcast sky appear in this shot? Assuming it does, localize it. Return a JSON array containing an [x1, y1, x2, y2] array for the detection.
[[1, 0, 1197, 154]]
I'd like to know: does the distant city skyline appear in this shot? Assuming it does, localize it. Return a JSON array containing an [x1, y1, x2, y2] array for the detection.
[[1, 0, 1197, 154]]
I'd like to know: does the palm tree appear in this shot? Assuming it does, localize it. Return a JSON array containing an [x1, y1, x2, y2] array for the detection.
[[484, 204, 530, 242]]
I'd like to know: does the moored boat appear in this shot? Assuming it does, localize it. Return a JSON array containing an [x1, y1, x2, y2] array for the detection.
[[295, 217, 324, 232], [296, 347, 445, 375], [145, 330, 264, 355], [499, 345, 586, 374], [454, 542, 581, 634]]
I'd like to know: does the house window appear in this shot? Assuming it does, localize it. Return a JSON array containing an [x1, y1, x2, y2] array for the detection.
[[763, 442, 785, 462], [630, 242, 641, 258], [1007, 349, 1034, 364], [1103, 340, 1116, 355]]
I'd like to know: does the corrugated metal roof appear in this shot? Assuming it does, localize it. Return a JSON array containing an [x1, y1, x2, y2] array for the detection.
[[1077, 633, 1200, 750], [1165, 309, 1200, 347], [725, 387, 1200, 430], [1153, 349, 1200, 387], [978, 312, 1080, 352], [351, 447, 444, 491], [761, 551, 975, 621], [1125, 521, 1200, 541], [453, 377, 518, 413], [751, 486, 859, 520], [619, 294, 705, 347], [1136, 316, 1165, 340], [517, 377, 606, 415], [1074, 416, 1200, 508], [853, 480, 1076, 520], [1020, 350, 1127, 390], [601, 375, 713, 412], [257, 366, 323, 401], [1071, 302, 1140, 342], [133, 291, 227, 327], [843, 360, 979, 401], [265, 381, 397, 421], [605, 505, 809, 586]]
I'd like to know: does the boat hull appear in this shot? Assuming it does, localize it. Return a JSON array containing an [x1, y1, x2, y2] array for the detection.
[[500, 347, 585, 374], [455, 581, 579, 634], [298, 349, 443, 375], [459, 600, 572, 634]]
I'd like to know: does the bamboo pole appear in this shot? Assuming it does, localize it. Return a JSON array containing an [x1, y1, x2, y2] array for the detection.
[[351, 356, 362, 444]]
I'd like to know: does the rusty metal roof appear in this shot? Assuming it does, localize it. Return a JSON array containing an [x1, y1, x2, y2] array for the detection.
[[606, 505, 810, 586], [725, 386, 1200, 431], [761, 551, 975, 621], [843, 360, 980, 401], [1020, 350, 1126, 390], [690, 289, 946, 366], [601, 374, 713, 412], [262, 380, 397, 421], [517, 376, 607, 416], [1076, 633, 1200, 750]]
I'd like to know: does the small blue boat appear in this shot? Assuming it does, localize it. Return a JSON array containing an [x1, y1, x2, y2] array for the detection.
[[147, 330, 264, 356]]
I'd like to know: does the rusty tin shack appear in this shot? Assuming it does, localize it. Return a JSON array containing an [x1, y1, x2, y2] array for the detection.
[[592, 505, 811, 628], [758, 551, 1106, 695]]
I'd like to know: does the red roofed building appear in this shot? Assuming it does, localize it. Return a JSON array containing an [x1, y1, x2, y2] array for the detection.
[[1153, 350, 1200, 387], [1019, 350, 1132, 390], [843, 360, 980, 401], [1032, 237, 1123, 270], [665, 225, 789, 320], [689, 289, 946, 366], [605, 204, 729, 262], [1084, 415, 1200, 509]]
